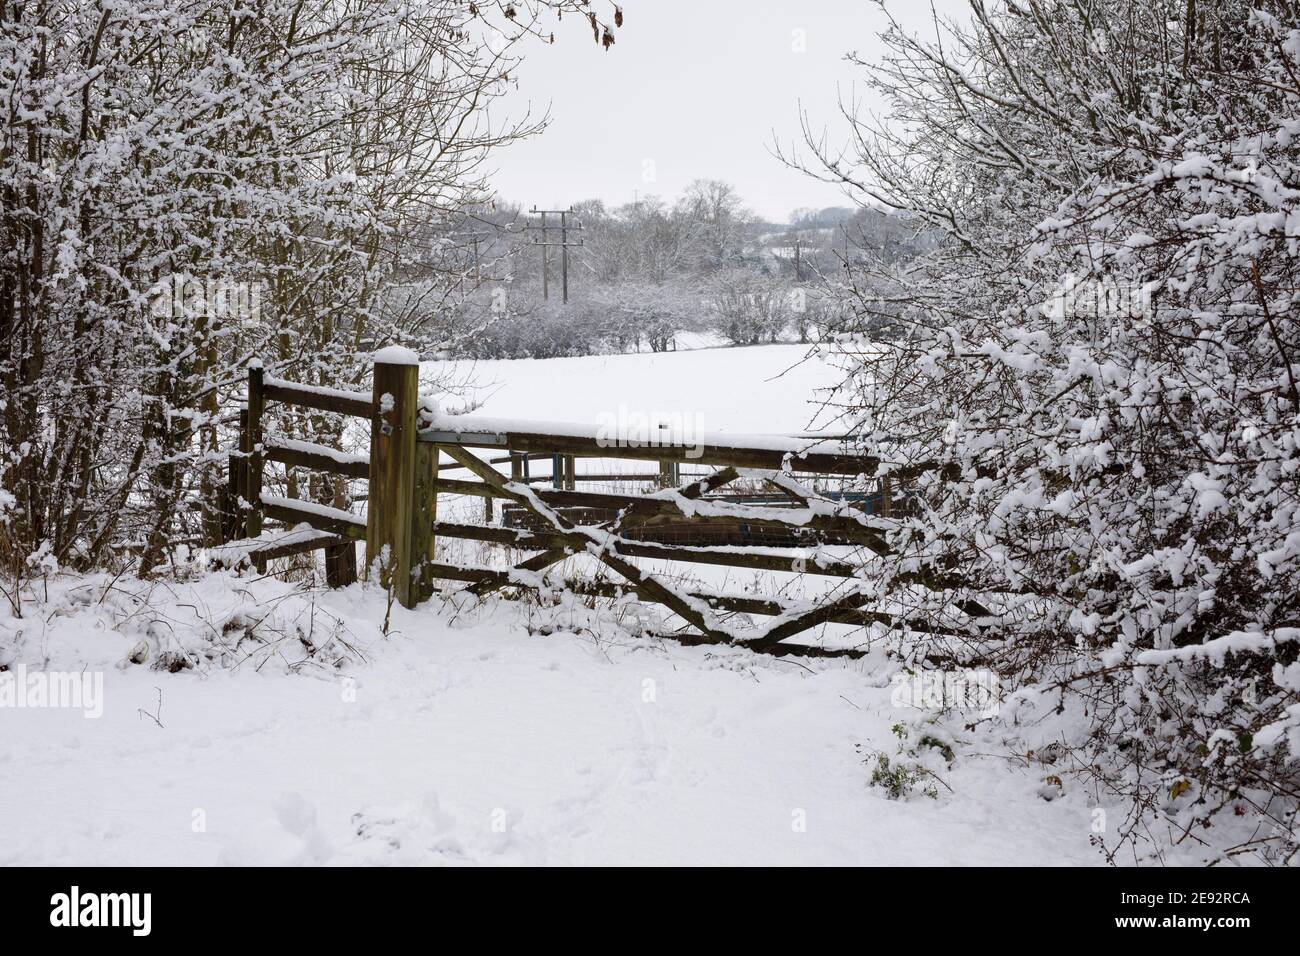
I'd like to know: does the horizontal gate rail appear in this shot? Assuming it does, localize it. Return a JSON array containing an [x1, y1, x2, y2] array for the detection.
[[263, 437, 370, 480], [430, 476, 892, 552], [260, 495, 367, 541], [263, 376, 372, 418], [437, 451, 552, 473], [422, 560, 943, 638], [420, 416, 876, 476], [211, 527, 344, 568], [431, 520, 864, 577]]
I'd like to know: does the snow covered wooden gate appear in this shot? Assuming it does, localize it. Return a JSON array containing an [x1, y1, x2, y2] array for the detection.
[[216, 352, 937, 660]]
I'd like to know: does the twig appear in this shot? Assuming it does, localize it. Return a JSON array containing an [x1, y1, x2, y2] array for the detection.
[[137, 687, 164, 729]]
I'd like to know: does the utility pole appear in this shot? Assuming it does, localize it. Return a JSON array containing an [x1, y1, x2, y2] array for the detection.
[[527, 207, 584, 303], [560, 210, 570, 303], [540, 210, 548, 300]]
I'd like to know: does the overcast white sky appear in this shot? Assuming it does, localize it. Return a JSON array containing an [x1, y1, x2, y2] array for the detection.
[[488, 0, 967, 222]]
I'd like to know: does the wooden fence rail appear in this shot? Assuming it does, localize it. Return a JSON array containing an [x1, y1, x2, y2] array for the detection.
[[214, 355, 953, 658]]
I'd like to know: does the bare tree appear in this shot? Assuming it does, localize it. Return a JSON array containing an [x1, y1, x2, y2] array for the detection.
[[0, 0, 626, 577]]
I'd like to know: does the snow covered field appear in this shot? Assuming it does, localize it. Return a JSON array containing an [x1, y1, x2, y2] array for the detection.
[[424, 342, 844, 435], [1, 573, 1104, 866]]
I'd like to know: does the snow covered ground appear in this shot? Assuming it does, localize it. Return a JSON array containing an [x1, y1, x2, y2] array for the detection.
[[1, 573, 1106, 866]]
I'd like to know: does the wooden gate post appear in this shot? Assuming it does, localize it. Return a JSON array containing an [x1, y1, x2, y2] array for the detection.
[[367, 349, 421, 609], [414, 441, 438, 600], [325, 478, 359, 588], [232, 405, 249, 541], [245, 364, 265, 571]]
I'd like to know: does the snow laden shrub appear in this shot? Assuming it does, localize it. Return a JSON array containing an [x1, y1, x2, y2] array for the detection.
[[0, 1, 620, 575], [863, 722, 955, 801], [810, 0, 1300, 861], [709, 270, 794, 345], [0, 570, 369, 677]]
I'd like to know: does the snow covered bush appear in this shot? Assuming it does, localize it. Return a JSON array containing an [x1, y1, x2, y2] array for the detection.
[[0, 1, 620, 575], [0, 569, 370, 679], [808, 0, 1300, 861], [709, 270, 794, 345], [865, 721, 955, 801]]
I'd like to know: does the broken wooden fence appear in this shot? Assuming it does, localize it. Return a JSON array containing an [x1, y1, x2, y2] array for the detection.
[[217, 356, 921, 659]]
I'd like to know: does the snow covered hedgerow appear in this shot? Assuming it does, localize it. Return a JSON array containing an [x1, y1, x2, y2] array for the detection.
[[808, 0, 1300, 862], [0, 1, 619, 576], [0, 571, 369, 678]]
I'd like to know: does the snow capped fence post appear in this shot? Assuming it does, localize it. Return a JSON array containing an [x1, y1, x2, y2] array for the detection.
[[367, 348, 421, 609]]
